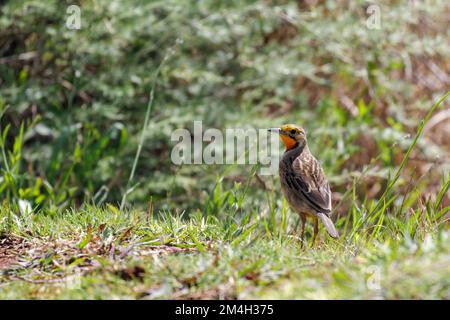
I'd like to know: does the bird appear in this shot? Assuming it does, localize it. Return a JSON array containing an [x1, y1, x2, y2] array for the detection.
[[269, 124, 339, 245]]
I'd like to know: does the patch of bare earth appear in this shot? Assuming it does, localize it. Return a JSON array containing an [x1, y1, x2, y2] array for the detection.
[[0, 231, 197, 284], [0, 236, 28, 271]]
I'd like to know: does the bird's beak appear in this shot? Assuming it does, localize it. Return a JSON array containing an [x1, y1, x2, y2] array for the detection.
[[268, 128, 281, 134], [269, 128, 289, 136]]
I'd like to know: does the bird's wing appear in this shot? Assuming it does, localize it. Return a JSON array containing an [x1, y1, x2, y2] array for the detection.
[[284, 153, 332, 214]]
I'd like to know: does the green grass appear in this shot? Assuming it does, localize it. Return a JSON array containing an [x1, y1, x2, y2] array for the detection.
[[0, 202, 448, 299]]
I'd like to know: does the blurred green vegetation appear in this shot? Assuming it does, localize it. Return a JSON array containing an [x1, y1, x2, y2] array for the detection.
[[1, 0, 449, 214]]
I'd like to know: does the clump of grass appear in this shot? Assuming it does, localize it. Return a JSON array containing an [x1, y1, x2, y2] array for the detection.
[[0, 191, 448, 299]]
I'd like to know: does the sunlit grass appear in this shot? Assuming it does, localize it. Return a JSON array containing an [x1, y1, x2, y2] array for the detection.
[[1, 164, 448, 299]]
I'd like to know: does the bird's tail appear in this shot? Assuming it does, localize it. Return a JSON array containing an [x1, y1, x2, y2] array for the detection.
[[317, 212, 339, 239]]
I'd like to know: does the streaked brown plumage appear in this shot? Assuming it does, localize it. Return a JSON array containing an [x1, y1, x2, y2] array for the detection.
[[270, 124, 338, 245]]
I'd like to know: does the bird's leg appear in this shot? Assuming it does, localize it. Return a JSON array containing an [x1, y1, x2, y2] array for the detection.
[[300, 214, 307, 247], [312, 217, 319, 247]]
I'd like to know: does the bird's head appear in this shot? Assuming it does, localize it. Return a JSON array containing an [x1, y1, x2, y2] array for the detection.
[[269, 124, 307, 150]]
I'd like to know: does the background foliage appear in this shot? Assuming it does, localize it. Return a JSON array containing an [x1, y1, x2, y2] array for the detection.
[[1, 0, 449, 215], [0, 0, 449, 300]]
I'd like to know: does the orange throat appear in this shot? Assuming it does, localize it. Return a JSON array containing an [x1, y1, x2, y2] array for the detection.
[[280, 135, 298, 150]]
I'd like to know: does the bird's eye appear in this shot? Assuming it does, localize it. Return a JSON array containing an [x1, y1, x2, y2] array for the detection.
[[290, 129, 296, 134]]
